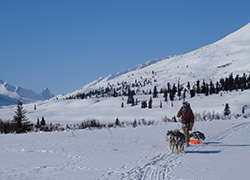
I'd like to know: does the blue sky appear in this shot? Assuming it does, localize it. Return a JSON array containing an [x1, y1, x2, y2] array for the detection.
[[1, 0, 250, 95]]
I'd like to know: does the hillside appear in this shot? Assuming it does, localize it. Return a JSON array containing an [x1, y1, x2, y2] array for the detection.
[[59, 22, 250, 100], [1, 22, 250, 180], [1, 23, 250, 125]]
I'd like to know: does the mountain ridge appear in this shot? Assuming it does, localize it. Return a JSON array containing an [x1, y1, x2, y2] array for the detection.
[[58, 22, 250, 99], [0, 79, 54, 106]]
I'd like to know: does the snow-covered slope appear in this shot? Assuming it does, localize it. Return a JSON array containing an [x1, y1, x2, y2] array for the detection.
[[0, 79, 54, 106], [1, 23, 250, 180], [60, 22, 250, 99], [1, 117, 249, 180]]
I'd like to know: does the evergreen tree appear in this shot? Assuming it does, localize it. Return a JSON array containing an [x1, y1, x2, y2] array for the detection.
[[183, 88, 187, 101], [127, 89, 135, 105], [153, 86, 158, 98], [169, 90, 175, 101], [163, 90, 168, 102], [241, 73, 247, 90], [167, 82, 171, 92], [201, 80, 206, 94], [228, 73, 234, 91], [224, 103, 231, 116], [148, 97, 153, 109], [115, 118, 120, 126], [220, 78, 225, 91], [141, 101, 147, 108], [36, 118, 40, 128], [196, 80, 200, 94], [215, 81, 220, 94], [132, 119, 137, 128], [205, 84, 209, 96], [235, 74, 240, 91], [177, 81, 182, 100], [41, 116, 46, 126], [172, 84, 177, 96], [187, 81, 191, 90], [190, 89, 195, 98], [242, 106, 245, 114], [12, 101, 32, 133], [113, 89, 118, 97], [210, 80, 215, 94]]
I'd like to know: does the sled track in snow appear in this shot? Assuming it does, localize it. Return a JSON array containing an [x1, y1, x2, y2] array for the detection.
[[124, 121, 250, 180], [120, 152, 183, 180], [100, 121, 250, 180], [207, 121, 250, 143]]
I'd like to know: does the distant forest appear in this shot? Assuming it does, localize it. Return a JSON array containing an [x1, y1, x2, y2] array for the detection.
[[1, 72, 250, 134], [64, 73, 250, 103]]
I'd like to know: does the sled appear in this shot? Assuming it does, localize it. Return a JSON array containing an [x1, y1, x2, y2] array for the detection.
[[190, 131, 206, 143]]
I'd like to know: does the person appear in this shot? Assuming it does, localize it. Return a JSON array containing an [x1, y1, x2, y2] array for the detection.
[[177, 101, 194, 146]]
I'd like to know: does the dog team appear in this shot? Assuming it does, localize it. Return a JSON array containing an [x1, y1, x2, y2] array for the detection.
[[166, 101, 205, 153]]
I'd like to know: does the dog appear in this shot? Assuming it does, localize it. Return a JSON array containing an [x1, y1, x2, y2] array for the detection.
[[166, 129, 185, 153]]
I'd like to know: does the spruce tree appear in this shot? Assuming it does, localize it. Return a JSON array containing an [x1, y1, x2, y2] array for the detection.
[[127, 89, 135, 105], [36, 118, 40, 128], [163, 90, 168, 102], [196, 80, 201, 94], [224, 103, 231, 116], [190, 89, 195, 98], [141, 101, 147, 108], [215, 81, 220, 94], [115, 118, 120, 126], [12, 101, 32, 133], [148, 97, 153, 109], [41, 116, 46, 126], [153, 86, 158, 98]]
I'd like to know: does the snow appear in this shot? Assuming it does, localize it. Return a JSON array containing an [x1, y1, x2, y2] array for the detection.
[[1, 89, 250, 125], [58, 23, 250, 100], [1, 21, 250, 180], [0, 117, 249, 180], [1, 88, 250, 180], [0, 80, 54, 106]]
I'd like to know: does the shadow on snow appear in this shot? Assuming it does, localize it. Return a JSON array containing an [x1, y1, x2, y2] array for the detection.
[[185, 150, 221, 154], [204, 142, 250, 147]]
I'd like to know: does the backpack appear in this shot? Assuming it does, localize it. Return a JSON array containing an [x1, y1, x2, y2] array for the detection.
[[180, 107, 194, 124]]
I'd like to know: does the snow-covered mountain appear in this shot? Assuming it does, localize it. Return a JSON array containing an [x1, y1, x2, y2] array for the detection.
[[0, 79, 54, 106], [59, 22, 250, 99], [1, 23, 250, 180]]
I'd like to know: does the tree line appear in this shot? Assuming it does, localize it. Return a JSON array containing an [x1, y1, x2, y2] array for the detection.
[[63, 73, 250, 102], [124, 73, 250, 108]]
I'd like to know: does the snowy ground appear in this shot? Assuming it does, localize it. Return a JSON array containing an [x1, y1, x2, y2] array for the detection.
[[1, 90, 250, 125], [1, 90, 250, 179], [0, 117, 250, 180]]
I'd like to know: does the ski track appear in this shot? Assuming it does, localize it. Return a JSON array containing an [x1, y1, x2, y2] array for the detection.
[[1, 121, 249, 180], [99, 121, 250, 180]]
